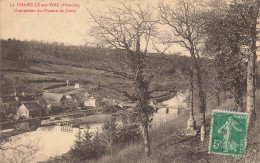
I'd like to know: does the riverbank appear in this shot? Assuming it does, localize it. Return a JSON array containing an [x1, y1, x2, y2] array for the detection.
[[71, 114, 111, 126], [0, 113, 111, 138], [42, 109, 188, 163], [96, 101, 260, 163], [43, 98, 260, 163]]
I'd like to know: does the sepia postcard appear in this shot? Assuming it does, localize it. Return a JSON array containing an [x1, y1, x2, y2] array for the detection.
[[1, 0, 259, 162]]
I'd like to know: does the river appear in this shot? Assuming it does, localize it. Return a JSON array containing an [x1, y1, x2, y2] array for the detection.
[[0, 91, 188, 163]]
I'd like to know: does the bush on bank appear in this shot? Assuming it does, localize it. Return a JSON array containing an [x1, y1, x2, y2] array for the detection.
[[69, 115, 142, 161]]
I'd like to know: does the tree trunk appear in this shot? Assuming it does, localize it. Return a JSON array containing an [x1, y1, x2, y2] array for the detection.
[[247, 46, 256, 121], [190, 44, 207, 142], [194, 58, 207, 142], [200, 112, 206, 143], [215, 85, 221, 106], [234, 88, 243, 112], [246, 0, 259, 123], [190, 73, 194, 117], [245, 2, 259, 162], [142, 121, 151, 157], [134, 35, 151, 156]]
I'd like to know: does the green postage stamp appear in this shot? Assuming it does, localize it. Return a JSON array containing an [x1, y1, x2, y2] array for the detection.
[[209, 110, 249, 156]]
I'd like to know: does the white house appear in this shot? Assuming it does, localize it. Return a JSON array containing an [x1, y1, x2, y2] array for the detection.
[[75, 83, 80, 89], [16, 104, 30, 119], [84, 96, 96, 107], [16, 103, 44, 119]]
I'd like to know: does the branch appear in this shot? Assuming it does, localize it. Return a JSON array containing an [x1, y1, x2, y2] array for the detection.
[[94, 66, 135, 81], [98, 82, 137, 101], [146, 60, 167, 83]]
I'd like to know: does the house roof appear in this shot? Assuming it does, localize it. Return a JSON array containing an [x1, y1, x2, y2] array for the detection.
[[0, 96, 17, 102], [68, 94, 81, 102], [61, 94, 72, 101], [18, 95, 36, 102], [69, 94, 78, 99], [22, 102, 43, 111], [43, 92, 64, 106], [0, 95, 37, 103]]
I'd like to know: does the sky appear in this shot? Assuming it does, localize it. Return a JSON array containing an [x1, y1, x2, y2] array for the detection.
[[1, 0, 112, 45], [0, 0, 163, 45], [1, 0, 189, 54], [0, 0, 259, 56]]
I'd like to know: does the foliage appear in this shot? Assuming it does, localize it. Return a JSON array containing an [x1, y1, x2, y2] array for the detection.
[[117, 124, 142, 146], [69, 130, 107, 161], [4, 39, 24, 61], [96, 144, 152, 163], [215, 52, 247, 109], [102, 114, 142, 148], [60, 98, 77, 110], [93, 101, 260, 163], [101, 114, 118, 150], [0, 76, 31, 96], [101, 105, 123, 113], [88, 1, 168, 156], [70, 114, 142, 161], [203, 2, 249, 110]]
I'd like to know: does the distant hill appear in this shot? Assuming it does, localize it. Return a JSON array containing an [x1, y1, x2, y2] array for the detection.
[[0, 39, 191, 98]]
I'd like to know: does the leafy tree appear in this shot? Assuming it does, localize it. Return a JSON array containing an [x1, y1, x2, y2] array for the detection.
[[204, 0, 260, 116], [6, 39, 24, 61], [117, 123, 142, 146], [233, 0, 260, 122], [102, 114, 118, 154], [203, 4, 248, 111], [69, 129, 107, 161]]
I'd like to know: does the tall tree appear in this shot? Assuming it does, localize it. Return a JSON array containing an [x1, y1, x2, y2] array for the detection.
[[206, 0, 259, 119], [203, 4, 248, 111], [238, 0, 260, 122], [159, 0, 207, 142], [89, 2, 163, 156]]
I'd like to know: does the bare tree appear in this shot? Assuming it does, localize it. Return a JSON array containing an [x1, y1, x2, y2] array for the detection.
[[88, 1, 163, 156], [158, 0, 207, 142], [0, 124, 40, 163]]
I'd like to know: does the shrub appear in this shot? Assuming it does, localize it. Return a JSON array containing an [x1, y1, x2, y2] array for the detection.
[[102, 114, 142, 147], [101, 114, 118, 154], [19, 115, 26, 120], [117, 124, 142, 146], [101, 105, 123, 113], [69, 129, 107, 161], [70, 114, 142, 161]]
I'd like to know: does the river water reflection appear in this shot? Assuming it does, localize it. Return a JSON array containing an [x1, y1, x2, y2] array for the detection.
[[1, 123, 102, 163], [1, 92, 188, 163]]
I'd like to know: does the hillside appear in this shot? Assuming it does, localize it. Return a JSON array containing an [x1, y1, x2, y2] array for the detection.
[[0, 39, 190, 100]]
